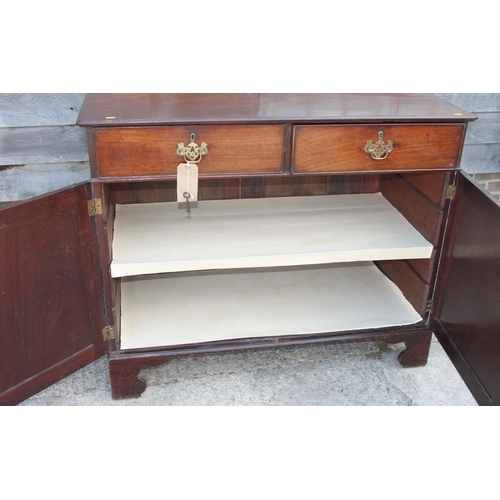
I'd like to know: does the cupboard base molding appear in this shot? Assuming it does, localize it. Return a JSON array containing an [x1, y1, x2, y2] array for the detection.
[[395, 330, 433, 368], [108, 355, 172, 400], [107, 327, 432, 400]]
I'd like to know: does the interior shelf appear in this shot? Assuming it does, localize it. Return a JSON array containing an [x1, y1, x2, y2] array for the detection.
[[111, 193, 433, 278], [119, 262, 423, 350]]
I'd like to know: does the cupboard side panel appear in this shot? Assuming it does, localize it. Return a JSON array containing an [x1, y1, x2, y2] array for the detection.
[[379, 173, 447, 315], [406, 252, 436, 285], [399, 171, 450, 207], [377, 260, 430, 316], [381, 174, 443, 246]]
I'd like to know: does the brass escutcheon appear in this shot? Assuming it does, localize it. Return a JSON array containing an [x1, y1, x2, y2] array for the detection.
[[176, 133, 208, 163], [364, 131, 394, 160]]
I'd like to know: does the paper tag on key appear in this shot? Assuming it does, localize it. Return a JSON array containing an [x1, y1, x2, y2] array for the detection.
[[177, 162, 199, 203]]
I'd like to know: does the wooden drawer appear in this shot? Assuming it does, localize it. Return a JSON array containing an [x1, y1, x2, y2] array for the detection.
[[94, 125, 286, 180], [292, 124, 465, 174]]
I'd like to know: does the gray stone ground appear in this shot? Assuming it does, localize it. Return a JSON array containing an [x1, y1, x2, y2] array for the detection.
[[19, 335, 477, 406]]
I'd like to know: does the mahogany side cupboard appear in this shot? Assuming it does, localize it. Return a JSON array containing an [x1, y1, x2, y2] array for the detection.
[[2, 94, 499, 405]]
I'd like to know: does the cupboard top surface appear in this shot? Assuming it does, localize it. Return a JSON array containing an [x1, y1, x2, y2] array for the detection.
[[76, 93, 477, 127]]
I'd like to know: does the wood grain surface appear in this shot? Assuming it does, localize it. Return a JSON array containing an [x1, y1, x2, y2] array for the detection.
[[94, 125, 286, 179], [293, 124, 465, 173], [77, 93, 477, 126]]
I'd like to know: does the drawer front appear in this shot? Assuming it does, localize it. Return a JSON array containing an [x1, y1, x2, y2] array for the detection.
[[292, 124, 465, 174], [94, 125, 286, 179]]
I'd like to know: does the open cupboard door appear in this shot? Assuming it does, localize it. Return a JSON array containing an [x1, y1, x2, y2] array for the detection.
[[0, 184, 107, 405], [432, 173, 500, 406]]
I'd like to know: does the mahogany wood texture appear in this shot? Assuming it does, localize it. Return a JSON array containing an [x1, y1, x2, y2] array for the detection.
[[292, 124, 466, 174], [77, 94, 477, 126], [400, 171, 451, 287], [377, 260, 430, 316], [432, 174, 500, 406], [407, 249, 437, 285], [401, 171, 451, 207], [0, 185, 106, 405], [107, 326, 432, 399], [91, 183, 117, 351], [74, 93, 483, 402], [377, 171, 450, 317], [93, 125, 286, 180], [110, 175, 381, 205], [108, 355, 171, 400], [396, 330, 433, 368], [381, 174, 444, 246]]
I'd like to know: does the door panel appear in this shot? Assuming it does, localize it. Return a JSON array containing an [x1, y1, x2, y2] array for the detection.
[[0, 185, 106, 405], [432, 173, 500, 405]]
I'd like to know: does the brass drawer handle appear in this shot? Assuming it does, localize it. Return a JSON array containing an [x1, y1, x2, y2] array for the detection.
[[364, 131, 394, 160], [176, 133, 208, 163]]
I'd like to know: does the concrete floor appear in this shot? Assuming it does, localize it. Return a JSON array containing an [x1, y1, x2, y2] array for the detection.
[[19, 335, 477, 406]]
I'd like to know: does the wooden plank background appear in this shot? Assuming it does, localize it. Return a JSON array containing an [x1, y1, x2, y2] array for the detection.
[[1, 93, 499, 201], [435, 93, 500, 174], [0, 94, 89, 201]]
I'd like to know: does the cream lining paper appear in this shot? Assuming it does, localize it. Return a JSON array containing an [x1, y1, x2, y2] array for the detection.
[[113, 194, 428, 349], [111, 194, 432, 277], [119, 263, 422, 349]]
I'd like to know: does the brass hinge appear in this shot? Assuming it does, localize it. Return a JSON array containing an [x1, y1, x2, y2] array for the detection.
[[102, 326, 116, 342], [445, 185, 456, 201], [88, 198, 103, 216], [426, 300, 434, 313]]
